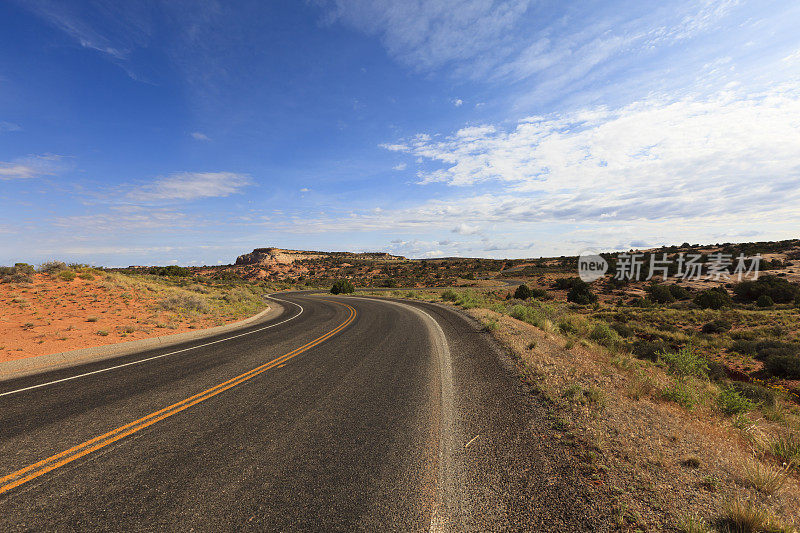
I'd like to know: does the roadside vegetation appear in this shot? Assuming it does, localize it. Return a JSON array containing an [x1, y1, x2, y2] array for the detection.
[[361, 257, 800, 530]]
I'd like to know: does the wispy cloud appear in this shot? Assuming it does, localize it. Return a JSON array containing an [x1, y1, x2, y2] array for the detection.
[[0, 121, 22, 132], [384, 83, 800, 223], [128, 172, 252, 202], [0, 154, 66, 180], [392, 163, 407, 171], [190, 131, 211, 141]]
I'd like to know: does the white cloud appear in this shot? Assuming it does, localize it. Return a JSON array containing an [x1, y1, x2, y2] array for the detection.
[[452, 98, 463, 107], [0, 121, 21, 132], [384, 83, 800, 223], [0, 154, 65, 180], [392, 163, 407, 171], [190, 131, 211, 141], [129, 172, 252, 202], [300, 187, 310, 192], [452, 223, 480, 235]]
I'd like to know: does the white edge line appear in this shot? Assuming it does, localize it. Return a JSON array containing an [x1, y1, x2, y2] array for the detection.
[[0, 296, 304, 398]]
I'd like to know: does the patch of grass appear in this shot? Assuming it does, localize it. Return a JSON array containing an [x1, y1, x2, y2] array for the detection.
[[86, 316, 99, 322], [677, 513, 712, 533], [738, 458, 790, 494], [768, 433, 800, 467], [588, 322, 620, 347], [483, 318, 499, 332], [510, 304, 545, 329], [717, 494, 791, 533], [58, 270, 76, 281], [158, 293, 211, 314], [97, 330, 109, 336], [658, 347, 709, 379], [662, 379, 698, 410], [718, 387, 758, 416]]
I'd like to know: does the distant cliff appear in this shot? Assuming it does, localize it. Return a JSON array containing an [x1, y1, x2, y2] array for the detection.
[[234, 247, 406, 266]]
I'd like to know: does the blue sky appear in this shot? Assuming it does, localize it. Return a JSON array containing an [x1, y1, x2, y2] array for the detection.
[[1, 0, 799, 266]]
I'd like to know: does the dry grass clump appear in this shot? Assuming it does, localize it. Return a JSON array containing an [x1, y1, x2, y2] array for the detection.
[[158, 293, 212, 314], [738, 458, 791, 494], [718, 495, 796, 532]]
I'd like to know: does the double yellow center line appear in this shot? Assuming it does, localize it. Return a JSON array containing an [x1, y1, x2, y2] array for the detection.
[[0, 300, 356, 496]]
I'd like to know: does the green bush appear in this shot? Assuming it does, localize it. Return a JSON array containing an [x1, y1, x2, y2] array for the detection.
[[668, 284, 691, 300], [693, 287, 732, 309], [662, 380, 697, 409], [701, 318, 732, 334], [658, 347, 709, 379], [730, 340, 800, 361], [717, 387, 757, 416], [756, 294, 774, 308], [510, 305, 545, 328], [764, 354, 800, 379], [148, 265, 192, 277], [58, 270, 76, 281], [588, 323, 619, 347], [441, 289, 458, 302], [529, 287, 551, 300], [646, 284, 675, 304], [557, 317, 579, 335], [514, 284, 532, 300], [38, 260, 67, 273], [554, 277, 583, 290], [566, 280, 597, 305], [610, 322, 633, 338], [627, 296, 655, 308], [729, 382, 776, 407], [733, 275, 800, 304], [630, 339, 670, 361], [330, 279, 355, 294]]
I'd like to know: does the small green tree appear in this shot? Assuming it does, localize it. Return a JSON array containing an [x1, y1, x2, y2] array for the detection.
[[330, 279, 355, 294], [514, 284, 532, 300], [693, 287, 732, 309], [567, 280, 598, 305]]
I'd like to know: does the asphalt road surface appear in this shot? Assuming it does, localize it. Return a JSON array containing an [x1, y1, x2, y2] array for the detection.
[[0, 293, 609, 531]]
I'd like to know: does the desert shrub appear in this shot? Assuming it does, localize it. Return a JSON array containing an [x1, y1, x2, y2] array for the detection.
[[627, 296, 655, 308], [706, 361, 729, 382], [693, 287, 732, 309], [514, 284, 532, 300], [58, 270, 76, 281], [764, 354, 800, 379], [756, 294, 774, 308], [646, 284, 675, 304], [1, 272, 33, 284], [702, 318, 732, 334], [529, 287, 551, 300], [630, 339, 670, 362], [717, 387, 757, 415], [557, 317, 579, 335], [553, 277, 583, 290], [668, 284, 691, 300], [588, 322, 619, 347], [13, 263, 35, 275], [729, 382, 776, 407], [158, 294, 211, 313], [610, 322, 633, 338], [38, 260, 67, 273], [662, 379, 697, 409], [768, 433, 800, 466], [567, 280, 597, 305], [148, 265, 192, 277], [510, 305, 545, 328], [658, 347, 709, 379], [441, 289, 458, 302], [330, 279, 355, 294], [730, 339, 800, 360], [733, 274, 800, 304], [514, 284, 531, 300]]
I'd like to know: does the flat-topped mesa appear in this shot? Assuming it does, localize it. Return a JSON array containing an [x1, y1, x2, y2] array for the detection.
[[234, 247, 406, 266]]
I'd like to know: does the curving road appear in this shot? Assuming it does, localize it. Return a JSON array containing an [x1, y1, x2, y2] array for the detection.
[[0, 294, 608, 531]]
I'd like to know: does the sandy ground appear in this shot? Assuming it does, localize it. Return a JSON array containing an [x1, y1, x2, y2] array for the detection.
[[0, 274, 239, 363]]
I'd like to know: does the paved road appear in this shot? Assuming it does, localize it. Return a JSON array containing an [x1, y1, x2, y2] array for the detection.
[[0, 293, 607, 531]]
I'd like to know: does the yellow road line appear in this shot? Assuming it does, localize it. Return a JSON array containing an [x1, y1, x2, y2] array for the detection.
[[0, 299, 356, 496]]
